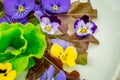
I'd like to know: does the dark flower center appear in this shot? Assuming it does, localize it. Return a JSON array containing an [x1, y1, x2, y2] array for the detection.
[[0, 69, 7, 73], [53, 5, 59, 11], [18, 5, 25, 12]]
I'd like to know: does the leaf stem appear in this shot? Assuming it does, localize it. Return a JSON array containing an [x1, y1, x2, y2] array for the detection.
[[43, 56, 60, 71]]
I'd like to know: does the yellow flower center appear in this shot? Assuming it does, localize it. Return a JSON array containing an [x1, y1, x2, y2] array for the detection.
[[18, 5, 25, 13], [45, 25, 51, 32], [53, 5, 59, 11], [80, 27, 87, 34]]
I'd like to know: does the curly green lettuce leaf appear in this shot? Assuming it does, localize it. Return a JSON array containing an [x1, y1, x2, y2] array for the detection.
[[0, 23, 27, 56], [0, 22, 46, 75]]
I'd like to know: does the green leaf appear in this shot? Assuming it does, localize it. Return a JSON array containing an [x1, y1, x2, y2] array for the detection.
[[0, 23, 46, 76], [21, 23, 46, 58], [0, 52, 15, 62], [0, 23, 27, 56], [10, 55, 29, 75], [25, 58, 35, 70], [76, 53, 87, 65]]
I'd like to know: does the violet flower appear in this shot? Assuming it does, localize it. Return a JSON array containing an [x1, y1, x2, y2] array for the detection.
[[40, 65, 66, 80], [40, 15, 61, 35], [4, 0, 35, 19], [74, 15, 97, 38], [51, 39, 73, 50], [41, 0, 70, 14], [0, 15, 27, 24]]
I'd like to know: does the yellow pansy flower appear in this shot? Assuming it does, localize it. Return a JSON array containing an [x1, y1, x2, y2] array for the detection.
[[0, 62, 16, 80], [51, 44, 77, 66]]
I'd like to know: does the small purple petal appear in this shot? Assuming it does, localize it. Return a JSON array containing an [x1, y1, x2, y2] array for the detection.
[[0, 18, 8, 23], [41, 17, 50, 25], [49, 16, 61, 25], [33, 4, 41, 11], [0, 15, 27, 24], [51, 22, 60, 33], [54, 70, 66, 80], [74, 19, 85, 30], [86, 22, 97, 34], [18, 18, 28, 24], [40, 65, 54, 80], [51, 39, 72, 49], [34, 11, 44, 20], [81, 15, 89, 23]]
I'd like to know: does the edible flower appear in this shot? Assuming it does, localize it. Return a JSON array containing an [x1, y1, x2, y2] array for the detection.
[[40, 65, 66, 80], [41, 0, 70, 14], [0, 62, 16, 80], [4, 0, 35, 19], [51, 44, 77, 66], [74, 15, 97, 38], [40, 15, 61, 35]]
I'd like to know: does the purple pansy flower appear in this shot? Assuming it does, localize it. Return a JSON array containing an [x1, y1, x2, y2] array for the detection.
[[74, 15, 97, 38], [4, 0, 35, 19], [41, 0, 70, 14], [40, 15, 61, 35], [40, 65, 66, 80], [51, 39, 73, 49], [0, 15, 27, 24]]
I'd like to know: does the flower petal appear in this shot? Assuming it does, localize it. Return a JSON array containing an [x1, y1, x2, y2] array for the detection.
[[81, 15, 89, 23], [86, 22, 97, 34], [51, 22, 59, 33], [54, 70, 66, 80], [40, 17, 50, 25], [66, 60, 76, 66], [4, 62, 12, 73], [4, 0, 19, 17], [34, 11, 44, 21], [5, 70, 16, 80], [74, 19, 85, 31], [61, 46, 77, 66], [51, 39, 72, 49], [0, 18, 8, 23], [51, 44, 63, 57], [40, 65, 54, 80]]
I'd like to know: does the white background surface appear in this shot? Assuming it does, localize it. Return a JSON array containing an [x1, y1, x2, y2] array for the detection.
[[65, 0, 120, 80]]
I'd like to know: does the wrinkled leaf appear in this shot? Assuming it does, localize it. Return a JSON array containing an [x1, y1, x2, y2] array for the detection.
[[10, 55, 29, 75], [75, 53, 88, 65], [0, 23, 27, 56], [66, 70, 80, 80], [68, 0, 97, 20], [0, 23, 46, 76], [57, 15, 71, 33]]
